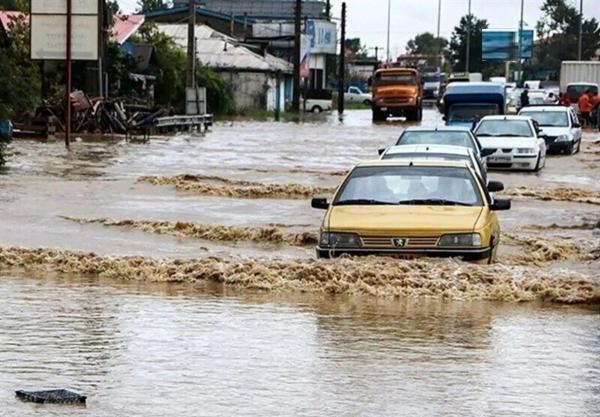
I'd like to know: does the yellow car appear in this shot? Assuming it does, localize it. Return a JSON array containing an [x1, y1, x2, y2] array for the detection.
[[311, 160, 511, 263]]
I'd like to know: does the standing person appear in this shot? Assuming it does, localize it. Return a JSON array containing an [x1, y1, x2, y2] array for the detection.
[[578, 90, 592, 127], [560, 92, 572, 107], [520, 88, 529, 110]]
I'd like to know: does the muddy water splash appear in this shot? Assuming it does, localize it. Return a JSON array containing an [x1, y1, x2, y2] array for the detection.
[[139, 174, 336, 199], [1, 247, 598, 304], [64, 217, 318, 247], [503, 232, 600, 264], [505, 187, 600, 205]]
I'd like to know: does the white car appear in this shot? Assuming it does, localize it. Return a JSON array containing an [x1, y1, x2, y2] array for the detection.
[[473, 116, 547, 172], [380, 144, 487, 182], [345, 86, 372, 105], [518, 106, 582, 154]]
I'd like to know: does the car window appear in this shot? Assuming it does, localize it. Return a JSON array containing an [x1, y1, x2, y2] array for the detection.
[[349, 87, 359, 94], [335, 166, 482, 206], [396, 131, 476, 152], [519, 111, 568, 127], [374, 72, 417, 86], [570, 110, 579, 126], [448, 104, 499, 122], [474, 120, 534, 137]]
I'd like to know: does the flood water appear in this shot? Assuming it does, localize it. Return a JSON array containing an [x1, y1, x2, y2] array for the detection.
[[1, 109, 599, 415]]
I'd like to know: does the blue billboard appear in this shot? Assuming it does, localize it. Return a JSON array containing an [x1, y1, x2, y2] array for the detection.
[[482, 30, 534, 60]]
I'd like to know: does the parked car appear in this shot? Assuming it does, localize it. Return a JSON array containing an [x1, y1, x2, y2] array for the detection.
[[379, 144, 487, 182], [344, 86, 372, 105], [473, 115, 547, 171], [390, 126, 489, 159], [302, 89, 333, 113], [441, 82, 506, 128], [311, 159, 510, 263], [518, 106, 582, 154]]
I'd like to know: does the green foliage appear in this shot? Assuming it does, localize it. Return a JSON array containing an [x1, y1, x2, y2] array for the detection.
[[405, 32, 448, 66], [531, 0, 600, 78], [136, 0, 171, 13], [449, 14, 489, 73], [0, 14, 40, 121], [345, 38, 367, 57], [0, 0, 29, 12]]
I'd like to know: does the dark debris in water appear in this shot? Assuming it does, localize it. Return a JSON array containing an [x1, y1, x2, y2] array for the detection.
[[15, 389, 87, 405]]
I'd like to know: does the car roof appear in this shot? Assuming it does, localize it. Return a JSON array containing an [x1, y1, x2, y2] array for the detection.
[[479, 115, 532, 122], [384, 144, 471, 156], [402, 126, 472, 132], [355, 159, 471, 169], [520, 106, 568, 113]]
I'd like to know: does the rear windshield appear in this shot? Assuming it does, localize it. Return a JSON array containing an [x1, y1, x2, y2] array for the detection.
[[375, 72, 417, 86], [475, 120, 533, 137], [448, 104, 499, 123], [396, 131, 476, 151], [520, 110, 568, 127], [567, 85, 598, 102], [423, 75, 441, 83]]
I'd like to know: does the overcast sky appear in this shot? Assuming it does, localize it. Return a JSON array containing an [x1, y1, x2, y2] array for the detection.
[[117, 0, 600, 58], [329, 0, 600, 59]]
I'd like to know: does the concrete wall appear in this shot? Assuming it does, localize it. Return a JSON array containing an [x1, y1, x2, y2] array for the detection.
[[219, 71, 290, 112]]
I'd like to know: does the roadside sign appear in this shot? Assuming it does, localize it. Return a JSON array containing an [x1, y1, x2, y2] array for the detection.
[[186, 87, 207, 115], [31, 0, 98, 15], [31, 14, 98, 60]]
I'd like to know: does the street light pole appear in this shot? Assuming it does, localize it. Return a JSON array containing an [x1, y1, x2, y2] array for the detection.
[[465, 0, 472, 73], [578, 0, 583, 60], [437, 0, 442, 70], [386, 0, 391, 63], [518, 0, 524, 84]]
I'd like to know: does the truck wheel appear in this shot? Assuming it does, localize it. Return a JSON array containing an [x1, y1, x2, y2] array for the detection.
[[372, 108, 386, 121], [312, 106, 322, 113], [416, 105, 423, 121], [405, 108, 417, 122], [363, 99, 372, 106]]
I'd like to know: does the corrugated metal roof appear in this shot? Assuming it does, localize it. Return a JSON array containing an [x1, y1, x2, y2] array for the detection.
[[157, 24, 292, 73], [195, 0, 326, 19]]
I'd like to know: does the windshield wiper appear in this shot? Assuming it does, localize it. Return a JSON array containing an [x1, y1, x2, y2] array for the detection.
[[397, 198, 473, 206], [475, 133, 494, 137], [334, 199, 396, 206], [499, 134, 527, 137]]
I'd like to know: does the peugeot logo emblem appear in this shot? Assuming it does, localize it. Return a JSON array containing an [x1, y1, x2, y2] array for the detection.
[[393, 238, 407, 247]]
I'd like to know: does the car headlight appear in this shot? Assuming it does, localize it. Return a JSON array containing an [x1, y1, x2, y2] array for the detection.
[[438, 233, 482, 247], [556, 134, 570, 142], [320, 232, 362, 248], [516, 148, 536, 154]]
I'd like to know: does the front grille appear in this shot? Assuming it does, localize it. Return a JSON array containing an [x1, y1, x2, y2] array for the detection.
[[545, 136, 557, 144], [382, 97, 410, 104], [502, 148, 512, 153], [361, 236, 440, 248], [487, 162, 513, 168], [486, 148, 497, 154]]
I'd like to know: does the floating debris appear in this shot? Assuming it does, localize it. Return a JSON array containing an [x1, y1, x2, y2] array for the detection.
[[15, 389, 86, 405], [504, 187, 600, 205]]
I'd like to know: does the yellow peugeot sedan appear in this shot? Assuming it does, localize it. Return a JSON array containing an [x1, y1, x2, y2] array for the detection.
[[311, 160, 511, 263]]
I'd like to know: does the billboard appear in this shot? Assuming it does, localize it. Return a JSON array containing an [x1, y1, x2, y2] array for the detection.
[[306, 20, 336, 54], [482, 29, 534, 61]]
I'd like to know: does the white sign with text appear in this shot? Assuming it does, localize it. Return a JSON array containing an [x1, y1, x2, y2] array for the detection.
[[31, 0, 98, 15], [31, 14, 98, 60]]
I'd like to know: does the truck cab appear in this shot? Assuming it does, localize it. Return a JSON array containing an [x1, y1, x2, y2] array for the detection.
[[371, 68, 423, 122], [442, 82, 506, 129]]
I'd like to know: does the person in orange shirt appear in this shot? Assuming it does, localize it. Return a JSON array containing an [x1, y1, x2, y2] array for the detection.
[[578, 90, 592, 127]]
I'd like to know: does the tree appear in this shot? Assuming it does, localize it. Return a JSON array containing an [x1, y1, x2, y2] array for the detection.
[[136, 0, 171, 14], [532, 0, 600, 78], [0, 0, 29, 12], [405, 32, 448, 66], [449, 14, 489, 73], [344, 38, 367, 57]]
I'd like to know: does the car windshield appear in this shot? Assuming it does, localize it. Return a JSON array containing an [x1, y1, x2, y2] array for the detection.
[[448, 104, 499, 122], [375, 72, 416, 86], [396, 131, 476, 151], [567, 85, 598, 102], [423, 75, 440, 83], [382, 153, 470, 163], [334, 166, 482, 206], [520, 111, 568, 127], [475, 120, 533, 137]]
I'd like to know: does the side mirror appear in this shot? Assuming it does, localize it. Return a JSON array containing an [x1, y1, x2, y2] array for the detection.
[[480, 148, 496, 157], [377, 147, 386, 156], [572, 122, 581, 128], [490, 198, 511, 211], [487, 180, 504, 192], [311, 198, 329, 210], [442, 115, 447, 121]]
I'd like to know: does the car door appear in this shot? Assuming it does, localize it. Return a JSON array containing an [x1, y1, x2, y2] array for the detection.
[[569, 108, 582, 146]]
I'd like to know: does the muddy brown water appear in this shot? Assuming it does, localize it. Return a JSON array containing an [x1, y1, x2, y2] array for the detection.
[[1, 109, 599, 415]]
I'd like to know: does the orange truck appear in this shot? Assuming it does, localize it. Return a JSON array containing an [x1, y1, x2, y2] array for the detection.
[[371, 68, 423, 122]]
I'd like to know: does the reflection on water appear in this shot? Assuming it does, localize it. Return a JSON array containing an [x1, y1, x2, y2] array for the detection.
[[1, 271, 598, 417]]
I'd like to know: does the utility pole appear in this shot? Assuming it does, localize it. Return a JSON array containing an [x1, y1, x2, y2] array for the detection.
[[578, 0, 583, 60], [465, 0, 472, 73], [436, 0, 442, 70], [326, 0, 331, 20], [386, 0, 391, 63], [292, 0, 302, 112], [65, 0, 72, 148], [518, 0, 524, 84], [338, 2, 346, 118], [186, 0, 196, 88]]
